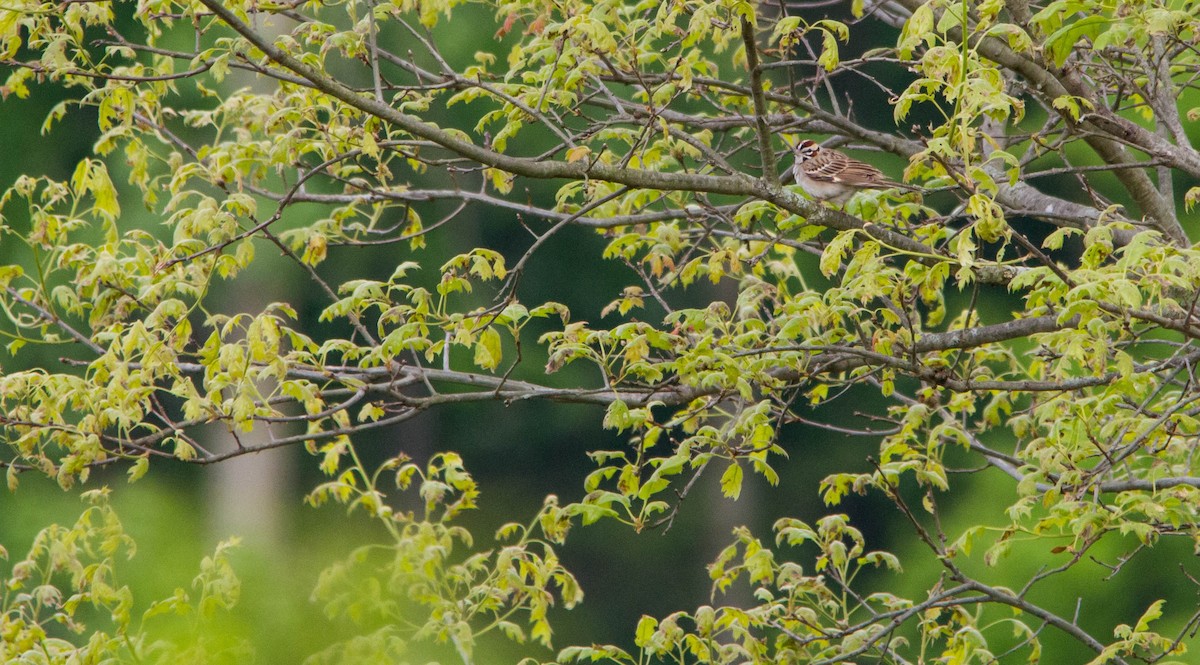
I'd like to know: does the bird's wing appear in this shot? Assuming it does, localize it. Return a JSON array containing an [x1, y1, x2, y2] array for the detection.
[[829, 156, 890, 187], [803, 151, 909, 190]]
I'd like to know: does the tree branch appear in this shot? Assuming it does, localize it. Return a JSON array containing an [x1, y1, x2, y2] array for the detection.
[[741, 15, 779, 185]]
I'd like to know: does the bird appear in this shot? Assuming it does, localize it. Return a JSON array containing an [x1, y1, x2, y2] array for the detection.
[[791, 139, 910, 204]]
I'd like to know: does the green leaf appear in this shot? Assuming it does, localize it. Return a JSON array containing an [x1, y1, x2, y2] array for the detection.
[[473, 327, 503, 370], [634, 615, 658, 647], [1044, 16, 1108, 67], [820, 230, 856, 276], [127, 456, 149, 483], [720, 463, 743, 500], [1185, 186, 1200, 212], [1134, 599, 1165, 632]]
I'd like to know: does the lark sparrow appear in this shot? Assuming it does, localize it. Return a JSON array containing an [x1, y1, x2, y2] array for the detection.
[[792, 139, 908, 204]]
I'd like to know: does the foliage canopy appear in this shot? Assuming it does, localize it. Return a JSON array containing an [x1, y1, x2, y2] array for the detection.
[[2, 0, 1200, 663]]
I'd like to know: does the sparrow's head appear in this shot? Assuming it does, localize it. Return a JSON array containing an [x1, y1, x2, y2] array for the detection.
[[794, 139, 821, 162]]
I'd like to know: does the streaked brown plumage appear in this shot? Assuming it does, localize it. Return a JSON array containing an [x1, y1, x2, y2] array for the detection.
[[791, 139, 907, 204]]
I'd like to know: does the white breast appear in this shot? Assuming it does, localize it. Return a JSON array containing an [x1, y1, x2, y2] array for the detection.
[[793, 166, 854, 203]]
